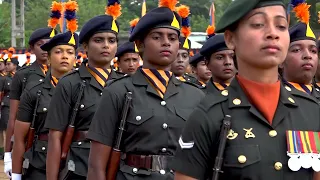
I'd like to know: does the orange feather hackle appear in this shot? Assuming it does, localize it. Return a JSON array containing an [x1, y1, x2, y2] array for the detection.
[[293, 3, 310, 24], [130, 18, 139, 28], [67, 19, 78, 33], [158, 0, 178, 11], [82, 54, 87, 59], [1, 50, 8, 59], [189, 51, 194, 57], [182, 27, 191, 38], [48, 1, 63, 29], [206, 25, 215, 36], [65, 1, 78, 33], [105, 3, 122, 19], [64, 0, 78, 11], [176, 5, 190, 19], [8, 47, 15, 54]]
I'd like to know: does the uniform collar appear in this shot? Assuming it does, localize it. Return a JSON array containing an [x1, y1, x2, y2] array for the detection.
[[132, 69, 182, 86], [31, 61, 47, 77], [227, 78, 299, 109], [78, 63, 120, 91], [132, 70, 182, 100]]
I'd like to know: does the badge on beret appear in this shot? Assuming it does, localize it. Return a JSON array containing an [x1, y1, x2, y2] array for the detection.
[[286, 130, 320, 171]]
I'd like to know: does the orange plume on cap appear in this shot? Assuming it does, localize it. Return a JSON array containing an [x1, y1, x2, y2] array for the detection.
[[8, 47, 15, 54], [206, 25, 215, 36], [293, 3, 310, 24], [48, 1, 63, 29], [130, 18, 139, 28], [176, 5, 189, 19], [158, 0, 178, 11], [0, 50, 8, 59], [82, 53, 87, 59], [106, 3, 122, 19], [64, 0, 78, 33], [189, 51, 194, 57]]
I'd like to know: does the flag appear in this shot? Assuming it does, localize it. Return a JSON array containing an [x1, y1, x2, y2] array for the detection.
[[209, 1, 215, 26], [141, 0, 146, 17]]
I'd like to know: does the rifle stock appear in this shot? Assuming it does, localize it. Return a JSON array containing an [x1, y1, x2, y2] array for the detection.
[[61, 126, 75, 160], [60, 82, 85, 160], [25, 128, 35, 151], [106, 92, 132, 180], [106, 149, 121, 180], [212, 115, 231, 180], [25, 90, 42, 152]]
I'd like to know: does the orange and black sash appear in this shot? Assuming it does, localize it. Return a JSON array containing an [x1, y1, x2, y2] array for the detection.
[[199, 80, 206, 86], [177, 76, 186, 82], [140, 68, 173, 99], [51, 76, 59, 87], [213, 82, 230, 91], [8, 71, 15, 77], [87, 65, 111, 87], [0, 72, 6, 77], [39, 64, 48, 75], [286, 81, 312, 94]]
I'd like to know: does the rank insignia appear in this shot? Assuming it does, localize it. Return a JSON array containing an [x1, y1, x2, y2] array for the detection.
[[227, 129, 238, 140], [243, 128, 255, 139]]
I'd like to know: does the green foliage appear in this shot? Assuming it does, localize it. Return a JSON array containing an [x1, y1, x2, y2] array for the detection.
[[0, 2, 11, 47]]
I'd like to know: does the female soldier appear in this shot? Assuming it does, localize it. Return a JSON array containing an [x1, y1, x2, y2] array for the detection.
[[44, 1, 123, 179], [87, 1, 205, 180], [200, 27, 236, 93], [172, 0, 320, 180], [281, 22, 320, 100], [189, 53, 211, 88], [11, 31, 78, 180]]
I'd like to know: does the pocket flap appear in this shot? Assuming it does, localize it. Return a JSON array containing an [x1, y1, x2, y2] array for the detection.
[[127, 109, 154, 125], [175, 107, 193, 121], [34, 140, 48, 153], [120, 164, 151, 176], [223, 145, 261, 168]]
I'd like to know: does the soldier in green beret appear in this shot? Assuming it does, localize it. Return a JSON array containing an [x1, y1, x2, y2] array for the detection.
[[171, 0, 320, 179]]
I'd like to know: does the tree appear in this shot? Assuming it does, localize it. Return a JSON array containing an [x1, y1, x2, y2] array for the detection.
[[0, 2, 11, 47]]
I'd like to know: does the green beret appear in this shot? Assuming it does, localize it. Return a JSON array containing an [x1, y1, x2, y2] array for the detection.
[[216, 0, 285, 33]]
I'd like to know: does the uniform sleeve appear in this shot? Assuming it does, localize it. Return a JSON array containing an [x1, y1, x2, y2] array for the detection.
[[9, 72, 23, 100], [0, 77, 5, 92], [16, 90, 35, 123], [171, 106, 219, 180], [87, 87, 122, 146], [44, 79, 72, 132]]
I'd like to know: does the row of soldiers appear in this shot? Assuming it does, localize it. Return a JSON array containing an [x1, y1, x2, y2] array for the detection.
[[1, 0, 320, 179]]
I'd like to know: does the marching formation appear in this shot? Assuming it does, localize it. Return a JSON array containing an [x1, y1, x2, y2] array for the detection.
[[0, 0, 320, 179]]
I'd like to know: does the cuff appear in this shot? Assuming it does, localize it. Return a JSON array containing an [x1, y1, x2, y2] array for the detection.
[[12, 173, 22, 180]]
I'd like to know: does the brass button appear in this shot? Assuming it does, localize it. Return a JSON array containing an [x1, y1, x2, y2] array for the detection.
[[233, 98, 241, 105], [269, 130, 277, 137], [42, 147, 46, 151], [221, 90, 228, 96], [80, 104, 85, 109], [162, 123, 168, 129], [238, 155, 246, 164], [285, 86, 292, 92], [274, 162, 282, 171], [288, 97, 295, 103], [43, 108, 47, 112], [78, 142, 82, 145], [160, 101, 166, 106]]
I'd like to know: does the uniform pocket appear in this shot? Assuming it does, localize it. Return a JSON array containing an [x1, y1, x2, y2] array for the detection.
[[127, 109, 154, 125], [78, 100, 95, 111], [223, 145, 261, 168]]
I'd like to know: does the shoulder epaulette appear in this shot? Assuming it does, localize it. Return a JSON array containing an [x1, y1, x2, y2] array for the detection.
[[24, 79, 44, 91], [107, 74, 130, 87], [16, 65, 30, 72], [183, 81, 205, 89], [201, 91, 228, 112]]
